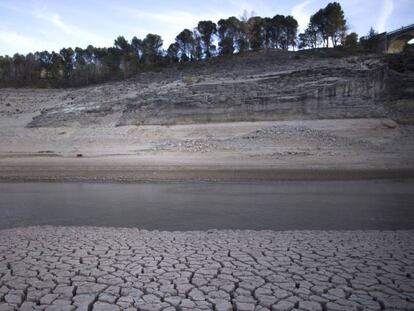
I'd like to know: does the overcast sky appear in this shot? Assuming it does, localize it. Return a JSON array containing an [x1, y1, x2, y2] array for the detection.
[[0, 0, 413, 56]]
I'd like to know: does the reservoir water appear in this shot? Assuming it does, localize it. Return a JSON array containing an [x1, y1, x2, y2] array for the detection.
[[0, 180, 413, 230]]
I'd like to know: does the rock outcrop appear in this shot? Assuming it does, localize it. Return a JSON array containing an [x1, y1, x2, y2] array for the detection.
[[118, 66, 388, 125], [383, 53, 414, 124]]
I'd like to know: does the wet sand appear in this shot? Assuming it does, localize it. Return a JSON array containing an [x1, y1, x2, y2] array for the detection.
[[1, 158, 414, 183]]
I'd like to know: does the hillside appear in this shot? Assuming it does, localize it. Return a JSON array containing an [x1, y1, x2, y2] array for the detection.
[[1, 50, 414, 181]]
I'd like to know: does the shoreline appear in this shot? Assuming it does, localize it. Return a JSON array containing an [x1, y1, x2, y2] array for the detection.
[[2, 225, 414, 233], [1, 166, 414, 183]]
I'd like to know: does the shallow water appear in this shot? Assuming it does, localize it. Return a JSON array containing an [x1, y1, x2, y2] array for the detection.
[[0, 180, 413, 230]]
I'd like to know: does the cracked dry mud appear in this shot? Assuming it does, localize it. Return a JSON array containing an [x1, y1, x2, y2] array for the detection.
[[0, 227, 413, 311]]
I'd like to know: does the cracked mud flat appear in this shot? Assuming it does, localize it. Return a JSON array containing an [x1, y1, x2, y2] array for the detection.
[[0, 227, 413, 311]]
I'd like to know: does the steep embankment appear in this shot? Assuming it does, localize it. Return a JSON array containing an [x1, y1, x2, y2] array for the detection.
[[1, 50, 410, 128]]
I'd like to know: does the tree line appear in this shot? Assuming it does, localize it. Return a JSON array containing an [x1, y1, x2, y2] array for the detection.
[[0, 2, 366, 87]]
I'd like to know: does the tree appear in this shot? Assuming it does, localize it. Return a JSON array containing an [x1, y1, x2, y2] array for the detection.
[[60, 48, 75, 78], [10, 54, 25, 82], [93, 47, 114, 79], [197, 21, 217, 58], [131, 36, 143, 63], [246, 16, 265, 50], [114, 36, 130, 52], [103, 47, 122, 73], [84, 45, 96, 64], [344, 32, 358, 49], [299, 2, 347, 49], [260, 15, 298, 50], [73, 47, 92, 84], [87, 47, 121, 82], [262, 18, 273, 49], [311, 9, 329, 47], [141, 34, 163, 64], [219, 36, 234, 55], [35, 51, 53, 69], [367, 27, 377, 39], [50, 52, 64, 81], [114, 36, 132, 74], [299, 19, 321, 49], [34, 51, 53, 81], [193, 32, 203, 61], [0, 56, 12, 83], [324, 2, 347, 47], [0, 3, 354, 87], [268, 15, 280, 48], [299, 29, 315, 49], [23, 53, 39, 83], [218, 17, 243, 55], [217, 18, 232, 55], [360, 27, 381, 51], [175, 29, 195, 61], [283, 16, 299, 50], [166, 43, 180, 62]]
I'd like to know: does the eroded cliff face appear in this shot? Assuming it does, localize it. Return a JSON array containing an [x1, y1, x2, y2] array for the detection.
[[383, 53, 414, 124], [0, 50, 411, 128], [118, 66, 388, 126]]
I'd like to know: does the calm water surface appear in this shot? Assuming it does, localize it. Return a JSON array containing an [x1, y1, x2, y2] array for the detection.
[[0, 180, 413, 230]]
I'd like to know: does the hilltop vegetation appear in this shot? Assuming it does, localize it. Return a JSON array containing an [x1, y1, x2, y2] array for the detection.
[[0, 2, 365, 88]]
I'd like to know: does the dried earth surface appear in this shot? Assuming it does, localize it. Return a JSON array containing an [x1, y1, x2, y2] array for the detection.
[[0, 227, 413, 311]]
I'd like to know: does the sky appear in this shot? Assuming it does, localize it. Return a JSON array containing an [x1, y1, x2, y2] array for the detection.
[[0, 0, 413, 56]]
